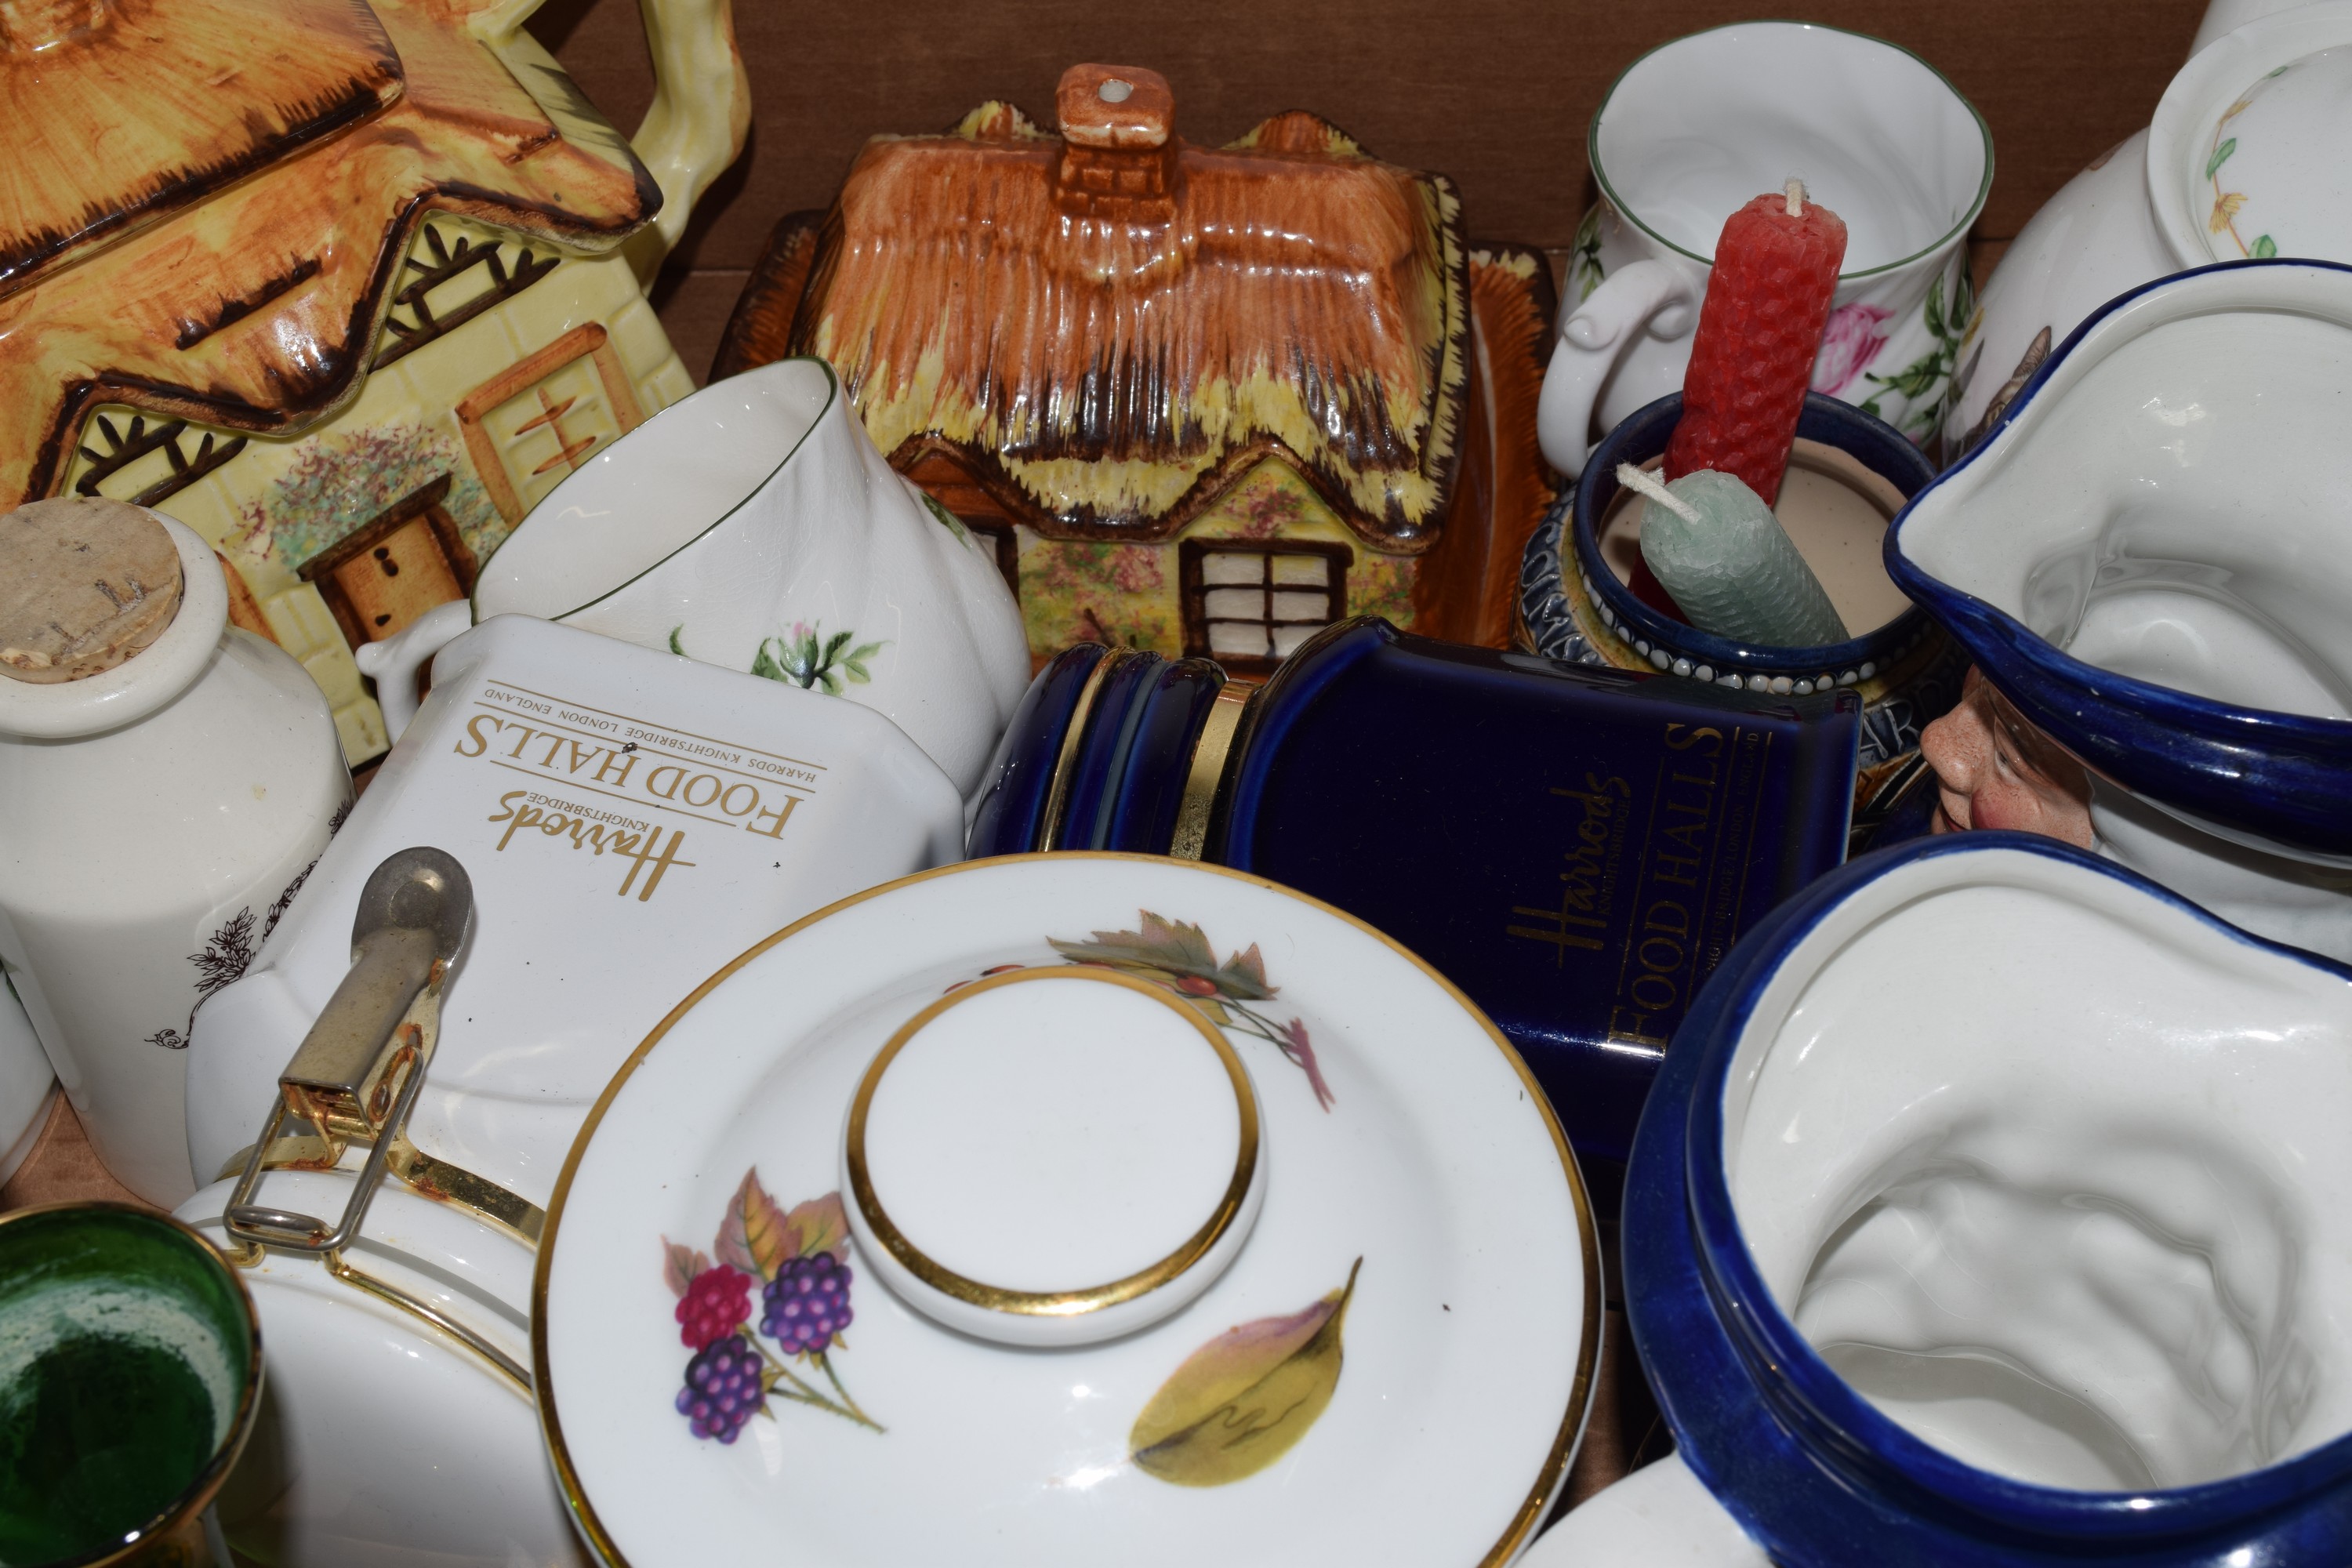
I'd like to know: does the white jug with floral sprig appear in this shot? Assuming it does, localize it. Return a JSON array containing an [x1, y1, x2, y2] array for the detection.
[[363, 357, 1032, 797]]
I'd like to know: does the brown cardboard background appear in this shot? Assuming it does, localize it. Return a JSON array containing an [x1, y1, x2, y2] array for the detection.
[[532, 0, 2209, 379]]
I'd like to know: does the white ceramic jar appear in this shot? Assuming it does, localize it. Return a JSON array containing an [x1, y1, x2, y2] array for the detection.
[[0, 976, 56, 1187], [0, 499, 348, 1205], [176, 612, 966, 1566]]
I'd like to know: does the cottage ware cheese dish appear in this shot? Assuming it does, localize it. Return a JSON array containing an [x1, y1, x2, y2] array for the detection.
[[536, 854, 1598, 1567]]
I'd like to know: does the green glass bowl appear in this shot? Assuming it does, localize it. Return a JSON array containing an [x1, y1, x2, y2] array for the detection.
[[0, 1203, 262, 1568]]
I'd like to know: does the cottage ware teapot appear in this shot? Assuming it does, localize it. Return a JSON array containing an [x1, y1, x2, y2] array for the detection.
[[0, 0, 750, 764], [1530, 833, 2352, 1566], [0, 498, 349, 1207], [358, 358, 1033, 798], [176, 612, 966, 1563], [1538, 21, 1991, 476], [1948, 0, 2352, 448], [1893, 261, 2352, 960]]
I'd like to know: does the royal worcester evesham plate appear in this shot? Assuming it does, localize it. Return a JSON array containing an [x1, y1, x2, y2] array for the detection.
[[534, 853, 1598, 1566]]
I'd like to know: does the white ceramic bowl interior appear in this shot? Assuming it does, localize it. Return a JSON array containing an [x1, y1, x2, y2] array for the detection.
[[1592, 22, 1988, 274], [2151, 2, 2352, 268], [1719, 846, 2352, 1492], [473, 358, 835, 620], [1899, 263, 2352, 719]]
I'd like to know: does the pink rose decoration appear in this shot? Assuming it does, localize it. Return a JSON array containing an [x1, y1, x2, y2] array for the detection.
[[1811, 302, 1893, 397]]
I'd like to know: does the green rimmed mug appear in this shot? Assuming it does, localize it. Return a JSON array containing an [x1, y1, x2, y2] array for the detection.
[[0, 1204, 261, 1568]]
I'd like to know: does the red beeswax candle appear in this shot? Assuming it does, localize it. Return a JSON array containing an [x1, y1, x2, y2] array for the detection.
[[1663, 181, 1848, 507]]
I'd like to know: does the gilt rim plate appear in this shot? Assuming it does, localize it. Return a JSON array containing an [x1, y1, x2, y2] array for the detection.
[[533, 852, 1598, 1567]]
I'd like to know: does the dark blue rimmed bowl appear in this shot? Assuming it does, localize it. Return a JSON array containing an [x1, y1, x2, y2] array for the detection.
[[1625, 829, 2352, 1565], [1523, 393, 1965, 826], [1886, 260, 2352, 865]]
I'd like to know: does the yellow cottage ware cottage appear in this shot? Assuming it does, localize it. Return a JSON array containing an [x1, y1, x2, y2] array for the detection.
[[0, 0, 748, 761]]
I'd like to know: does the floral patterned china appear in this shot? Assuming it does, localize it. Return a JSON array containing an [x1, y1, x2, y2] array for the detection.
[[1950, 2, 2352, 452], [360, 357, 1031, 798], [535, 853, 1598, 1566], [1540, 21, 1991, 474]]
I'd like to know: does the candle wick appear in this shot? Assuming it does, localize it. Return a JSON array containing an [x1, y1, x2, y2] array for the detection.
[[1617, 462, 1703, 525], [1785, 178, 1806, 217]]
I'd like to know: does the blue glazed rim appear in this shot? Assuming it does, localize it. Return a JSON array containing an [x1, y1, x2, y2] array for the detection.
[[1625, 830, 2352, 1564], [1884, 259, 2352, 862], [1573, 392, 1939, 686], [964, 642, 1109, 858]]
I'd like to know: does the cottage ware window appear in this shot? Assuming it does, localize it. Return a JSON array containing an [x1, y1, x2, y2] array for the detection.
[[1180, 540, 1352, 667]]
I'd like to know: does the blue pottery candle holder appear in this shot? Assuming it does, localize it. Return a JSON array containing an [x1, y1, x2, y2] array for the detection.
[[1522, 390, 1965, 848]]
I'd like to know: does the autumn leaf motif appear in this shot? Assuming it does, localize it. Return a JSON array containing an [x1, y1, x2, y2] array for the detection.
[[662, 1238, 710, 1298], [779, 1192, 851, 1262], [1051, 911, 1334, 1110], [713, 1167, 796, 1279], [1131, 1258, 1362, 1486], [1052, 911, 1276, 1000]]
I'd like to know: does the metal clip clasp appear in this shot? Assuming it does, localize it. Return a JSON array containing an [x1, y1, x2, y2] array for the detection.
[[225, 847, 474, 1254]]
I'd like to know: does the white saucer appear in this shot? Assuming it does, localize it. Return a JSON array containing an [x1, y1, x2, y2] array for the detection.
[[535, 853, 1598, 1566]]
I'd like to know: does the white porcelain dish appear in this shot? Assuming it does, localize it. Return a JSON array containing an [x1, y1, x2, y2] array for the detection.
[[536, 853, 1599, 1568]]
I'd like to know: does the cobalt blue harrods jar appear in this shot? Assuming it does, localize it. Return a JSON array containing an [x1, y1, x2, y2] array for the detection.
[[968, 616, 1860, 1182]]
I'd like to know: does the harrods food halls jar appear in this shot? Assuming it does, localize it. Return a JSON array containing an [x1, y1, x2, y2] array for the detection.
[[0, 497, 349, 1207]]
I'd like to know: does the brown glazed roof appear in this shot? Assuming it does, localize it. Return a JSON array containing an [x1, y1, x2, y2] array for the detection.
[[0, 0, 404, 297], [786, 65, 1469, 551], [0, 0, 659, 508]]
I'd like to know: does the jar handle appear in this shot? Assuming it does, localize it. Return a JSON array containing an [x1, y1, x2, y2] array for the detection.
[[1537, 260, 1698, 480], [1519, 1451, 1771, 1566]]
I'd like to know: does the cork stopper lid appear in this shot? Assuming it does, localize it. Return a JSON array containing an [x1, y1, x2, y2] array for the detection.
[[0, 497, 183, 683]]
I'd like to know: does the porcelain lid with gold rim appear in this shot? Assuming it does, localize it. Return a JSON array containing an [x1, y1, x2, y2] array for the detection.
[[842, 964, 1268, 1347], [535, 852, 1599, 1567]]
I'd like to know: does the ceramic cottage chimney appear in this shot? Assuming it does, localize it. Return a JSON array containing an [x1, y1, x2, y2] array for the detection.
[[1056, 63, 1178, 198]]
